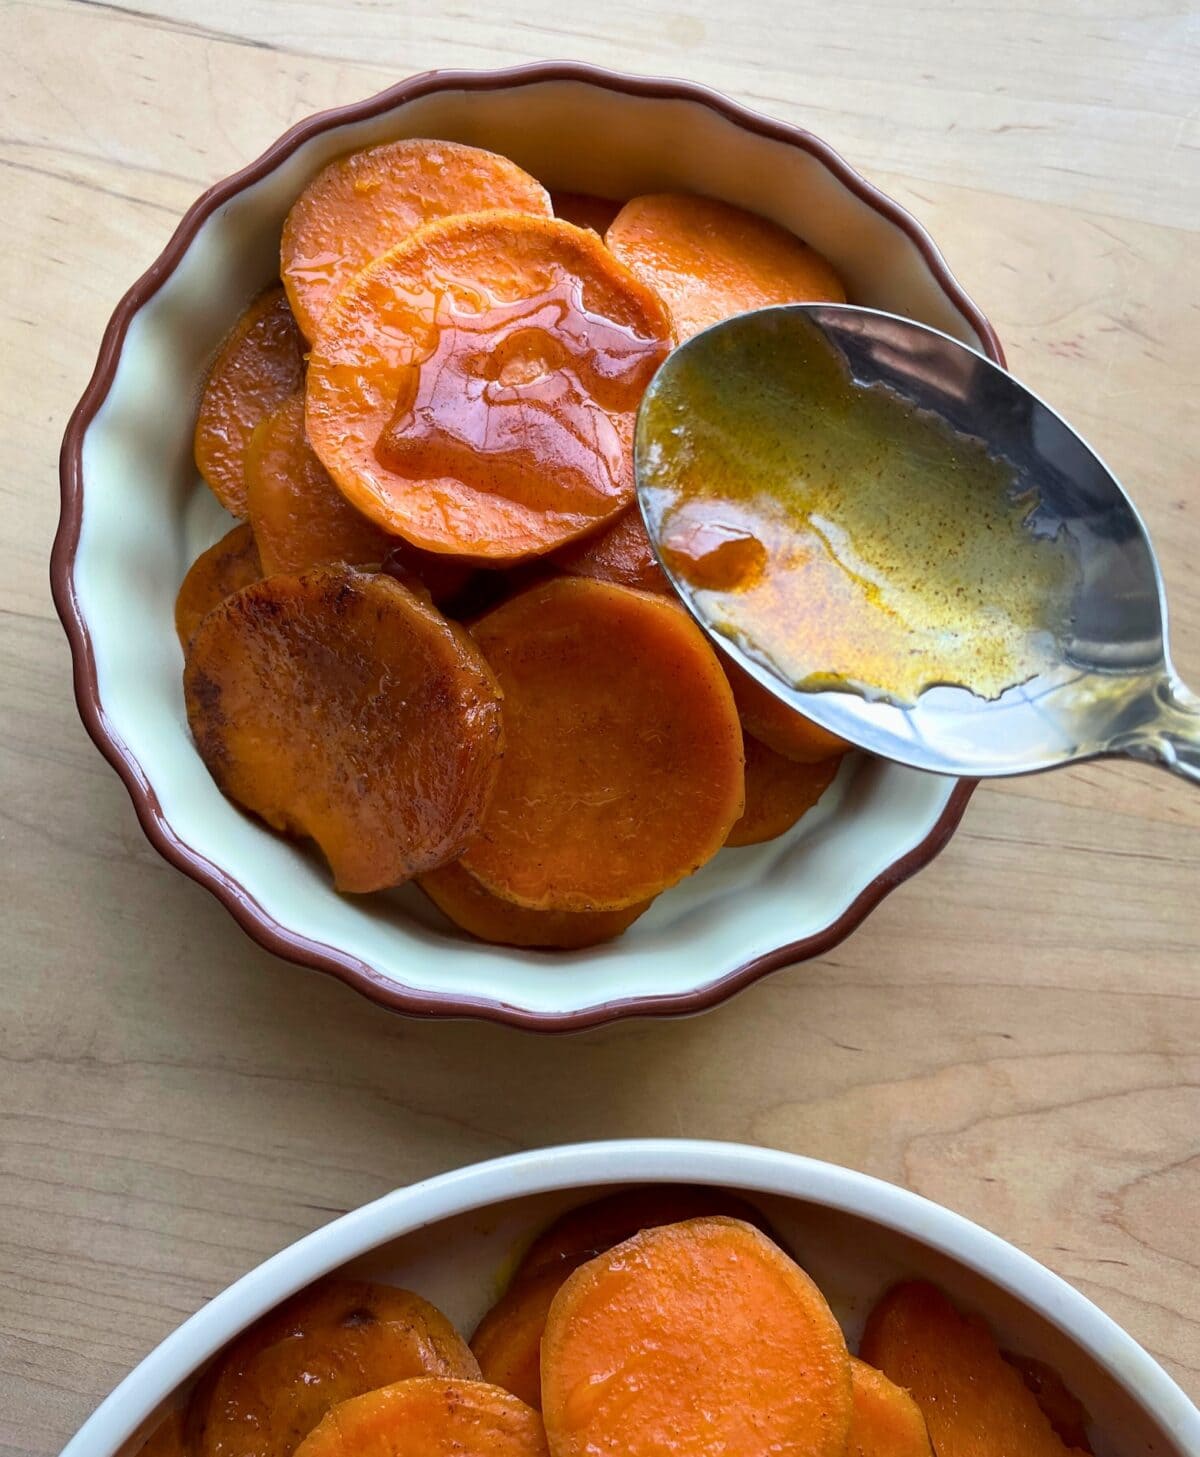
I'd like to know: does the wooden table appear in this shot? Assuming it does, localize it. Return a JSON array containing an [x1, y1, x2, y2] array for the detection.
[[4, 2, 1199, 1448]]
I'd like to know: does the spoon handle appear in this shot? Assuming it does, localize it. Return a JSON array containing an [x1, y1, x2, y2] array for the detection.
[[1121, 675, 1200, 785]]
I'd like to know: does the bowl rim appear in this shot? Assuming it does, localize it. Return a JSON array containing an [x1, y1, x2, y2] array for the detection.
[[61, 1138, 1200, 1457], [52, 61, 990, 1031]]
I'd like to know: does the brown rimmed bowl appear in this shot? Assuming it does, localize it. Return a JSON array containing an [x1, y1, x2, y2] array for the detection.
[[54, 63, 992, 1030]]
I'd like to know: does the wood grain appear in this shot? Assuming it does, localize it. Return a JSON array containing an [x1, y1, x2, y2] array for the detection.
[[2, 1, 1198, 1450]]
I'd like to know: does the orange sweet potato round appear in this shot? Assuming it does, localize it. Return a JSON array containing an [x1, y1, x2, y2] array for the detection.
[[607, 192, 846, 342], [174, 523, 262, 650], [460, 577, 744, 910], [305, 213, 672, 562], [419, 861, 649, 949], [551, 192, 622, 235], [848, 1358, 933, 1457], [293, 1378, 548, 1457], [860, 1282, 1089, 1457], [541, 1217, 852, 1457], [551, 506, 671, 595], [184, 566, 504, 893], [726, 733, 841, 847], [282, 138, 552, 340], [724, 656, 850, 763], [194, 287, 305, 515], [247, 393, 397, 575], [472, 1267, 565, 1410], [188, 1280, 480, 1457]]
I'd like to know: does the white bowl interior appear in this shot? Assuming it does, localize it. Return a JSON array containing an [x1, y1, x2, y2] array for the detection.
[[60, 1143, 1196, 1457], [76, 77, 976, 1017]]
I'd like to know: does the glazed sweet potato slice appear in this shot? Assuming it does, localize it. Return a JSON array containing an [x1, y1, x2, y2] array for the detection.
[[306, 213, 671, 561], [607, 192, 845, 342], [473, 1188, 775, 1410], [460, 577, 743, 910], [541, 1216, 852, 1457], [294, 1378, 548, 1457], [472, 1267, 565, 1410], [551, 506, 671, 595], [726, 733, 841, 847], [247, 393, 397, 575], [860, 1282, 1089, 1457], [174, 523, 262, 649], [848, 1358, 932, 1457], [137, 1410, 187, 1456], [516, 1185, 776, 1284], [184, 567, 504, 893], [188, 1280, 481, 1457], [282, 138, 552, 340], [551, 192, 622, 235], [419, 861, 649, 950], [725, 656, 850, 763], [194, 287, 305, 515]]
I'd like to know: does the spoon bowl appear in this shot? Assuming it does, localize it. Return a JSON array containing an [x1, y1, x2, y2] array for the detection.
[[636, 304, 1199, 783]]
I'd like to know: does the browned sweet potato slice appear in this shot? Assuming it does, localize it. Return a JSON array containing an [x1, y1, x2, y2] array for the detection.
[[194, 287, 305, 515], [848, 1358, 933, 1457], [516, 1186, 776, 1284], [606, 192, 845, 342], [541, 1217, 852, 1457], [860, 1282, 1089, 1457], [184, 566, 504, 892], [473, 1187, 776, 1410], [188, 1280, 480, 1457], [460, 577, 743, 910], [726, 733, 841, 846], [725, 656, 850, 763], [247, 393, 397, 575], [293, 1378, 548, 1457], [1005, 1355, 1093, 1453], [419, 861, 649, 949], [551, 506, 671, 594], [551, 192, 622, 235], [305, 213, 671, 561], [281, 138, 552, 340], [137, 1410, 186, 1456], [174, 523, 262, 649]]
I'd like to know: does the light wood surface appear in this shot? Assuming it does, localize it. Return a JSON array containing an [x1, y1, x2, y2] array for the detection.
[[4, 2, 1199, 1450]]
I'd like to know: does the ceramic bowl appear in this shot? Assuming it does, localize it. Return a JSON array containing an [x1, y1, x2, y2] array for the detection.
[[61, 1139, 1199, 1456], [55, 64, 993, 1028]]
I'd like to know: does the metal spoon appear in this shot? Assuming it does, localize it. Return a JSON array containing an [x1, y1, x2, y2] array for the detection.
[[635, 303, 1199, 783]]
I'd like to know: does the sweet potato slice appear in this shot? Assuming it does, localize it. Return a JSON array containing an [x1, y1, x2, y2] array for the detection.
[[848, 1358, 932, 1457], [726, 733, 840, 846], [138, 1410, 186, 1456], [306, 213, 671, 562], [606, 192, 845, 342], [551, 506, 671, 595], [472, 1267, 565, 1410], [281, 138, 552, 340], [247, 393, 396, 575], [194, 287, 305, 515], [460, 577, 743, 910], [541, 1216, 852, 1457], [725, 656, 850, 763], [175, 523, 262, 650], [516, 1186, 776, 1284], [1005, 1354, 1093, 1452], [860, 1282, 1089, 1457], [473, 1188, 776, 1410], [419, 861, 649, 949], [551, 192, 622, 235], [184, 566, 504, 892], [188, 1280, 480, 1457], [294, 1378, 548, 1457]]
